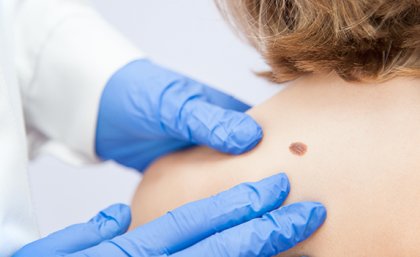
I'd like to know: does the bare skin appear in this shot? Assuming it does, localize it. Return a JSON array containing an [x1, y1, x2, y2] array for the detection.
[[131, 73, 420, 257]]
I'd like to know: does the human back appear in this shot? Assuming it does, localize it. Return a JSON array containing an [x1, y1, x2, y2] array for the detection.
[[131, 0, 420, 256], [131, 73, 420, 256]]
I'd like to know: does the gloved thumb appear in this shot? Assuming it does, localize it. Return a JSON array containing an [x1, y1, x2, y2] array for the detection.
[[13, 204, 131, 257]]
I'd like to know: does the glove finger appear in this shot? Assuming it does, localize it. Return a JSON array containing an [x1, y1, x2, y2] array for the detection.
[[201, 85, 251, 112], [111, 173, 290, 256], [156, 74, 262, 154], [176, 99, 262, 154], [66, 242, 129, 257], [172, 202, 327, 257], [14, 204, 131, 256]]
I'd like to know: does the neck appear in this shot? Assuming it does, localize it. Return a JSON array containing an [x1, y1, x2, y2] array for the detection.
[[288, 73, 420, 108]]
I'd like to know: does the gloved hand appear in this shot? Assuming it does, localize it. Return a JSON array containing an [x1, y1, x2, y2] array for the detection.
[[13, 174, 326, 257], [96, 59, 263, 171]]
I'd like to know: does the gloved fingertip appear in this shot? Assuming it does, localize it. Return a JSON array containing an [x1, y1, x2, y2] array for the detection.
[[278, 172, 290, 188], [278, 173, 291, 197], [224, 115, 263, 154], [91, 204, 132, 239], [285, 202, 327, 242], [257, 173, 290, 199], [303, 202, 327, 239]]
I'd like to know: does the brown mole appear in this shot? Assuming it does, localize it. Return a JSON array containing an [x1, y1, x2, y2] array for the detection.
[[289, 142, 308, 156]]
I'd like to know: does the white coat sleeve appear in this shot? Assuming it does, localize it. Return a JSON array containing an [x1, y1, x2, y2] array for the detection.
[[14, 0, 145, 165]]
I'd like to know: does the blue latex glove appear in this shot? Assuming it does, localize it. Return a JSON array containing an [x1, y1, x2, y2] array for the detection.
[[96, 59, 263, 171], [13, 174, 326, 257]]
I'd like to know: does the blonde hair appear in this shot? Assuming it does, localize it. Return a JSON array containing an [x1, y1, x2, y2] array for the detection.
[[216, 0, 420, 83]]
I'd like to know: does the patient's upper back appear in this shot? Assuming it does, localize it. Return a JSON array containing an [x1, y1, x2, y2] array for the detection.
[[133, 74, 420, 257]]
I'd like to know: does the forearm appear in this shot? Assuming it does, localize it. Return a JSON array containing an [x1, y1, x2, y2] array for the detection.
[[15, 0, 144, 163]]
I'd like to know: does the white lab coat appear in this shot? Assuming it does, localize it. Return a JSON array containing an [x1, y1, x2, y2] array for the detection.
[[0, 0, 143, 255]]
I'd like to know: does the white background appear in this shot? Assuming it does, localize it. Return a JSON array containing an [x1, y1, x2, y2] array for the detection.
[[29, 0, 283, 236]]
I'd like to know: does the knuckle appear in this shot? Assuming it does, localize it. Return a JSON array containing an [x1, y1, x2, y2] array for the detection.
[[237, 183, 264, 212], [265, 209, 299, 249], [158, 80, 201, 131]]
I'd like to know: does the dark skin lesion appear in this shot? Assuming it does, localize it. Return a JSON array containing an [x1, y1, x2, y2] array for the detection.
[[289, 142, 308, 156]]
